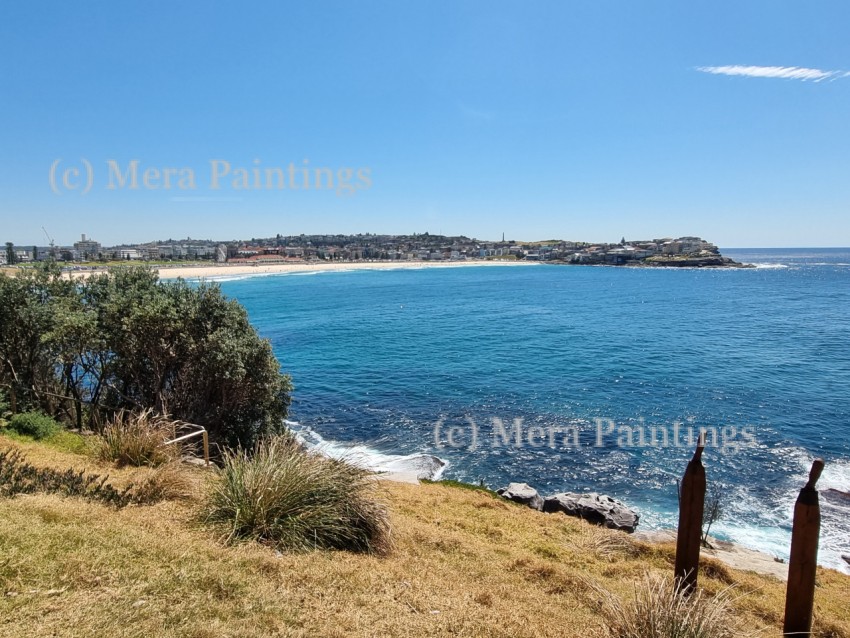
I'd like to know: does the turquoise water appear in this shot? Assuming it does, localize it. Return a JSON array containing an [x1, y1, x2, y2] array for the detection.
[[212, 248, 850, 572]]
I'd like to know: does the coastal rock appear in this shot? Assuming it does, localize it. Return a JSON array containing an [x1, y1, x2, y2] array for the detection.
[[543, 492, 639, 533], [842, 555, 850, 567], [496, 482, 544, 511]]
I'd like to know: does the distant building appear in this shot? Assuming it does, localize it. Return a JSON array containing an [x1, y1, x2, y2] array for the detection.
[[74, 234, 102, 258]]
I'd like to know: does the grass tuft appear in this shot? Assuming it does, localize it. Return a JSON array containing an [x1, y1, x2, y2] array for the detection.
[[131, 461, 196, 504], [98, 409, 177, 467], [594, 573, 751, 638], [202, 435, 392, 554], [567, 524, 640, 560]]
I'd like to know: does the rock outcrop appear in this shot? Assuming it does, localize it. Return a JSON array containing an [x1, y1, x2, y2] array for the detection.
[[542, 492, 640, 533], [496, 482, 544, 511], [496, 482, 639, 533]]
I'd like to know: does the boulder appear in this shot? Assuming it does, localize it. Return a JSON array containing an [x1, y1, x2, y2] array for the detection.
[[842, 555, 850, 567], [497, 482, 544, 511], [543, 492, 639, 533]]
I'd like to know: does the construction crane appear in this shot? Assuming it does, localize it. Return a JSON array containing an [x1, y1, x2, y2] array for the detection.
[[42, 226, 58, 258]]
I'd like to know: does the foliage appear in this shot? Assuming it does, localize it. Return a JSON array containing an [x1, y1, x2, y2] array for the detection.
[[702, 483, 725, 547], [0, 262, 71, 415], [0, 264, 292, 448], [98, 409, 176, 467], [0, 388, 9, 421], [202, 435, 392, 554], [0, 447, 133, 506], [8, 411, 61, 440], [595, 574, 746, 638]]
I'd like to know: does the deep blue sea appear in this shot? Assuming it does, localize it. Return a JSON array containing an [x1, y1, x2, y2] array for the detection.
[[208, 248, 850, 572]]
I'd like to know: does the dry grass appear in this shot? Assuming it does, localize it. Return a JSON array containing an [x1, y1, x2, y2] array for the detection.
[[592, 573, 749, 637], [98, 410, 177, 467], [131, 461, 197, 504], [0, 440, 849, 638]]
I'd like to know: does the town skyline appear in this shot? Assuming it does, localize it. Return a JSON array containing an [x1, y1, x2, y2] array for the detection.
[[2, 231, 741, 269]]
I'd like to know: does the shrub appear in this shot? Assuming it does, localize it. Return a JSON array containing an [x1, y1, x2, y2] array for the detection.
[[0, 447, 133, 506], [98, 410, 176, 467], [596, 574, 747, 638], [8, 411, 61, 440], [202, 435, 392, 554]]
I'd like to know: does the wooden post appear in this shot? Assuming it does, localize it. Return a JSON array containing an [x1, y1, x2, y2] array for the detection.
[[674, 432, 706, 595], [783, 459, 824, 637], [202, 429, 210, 467]]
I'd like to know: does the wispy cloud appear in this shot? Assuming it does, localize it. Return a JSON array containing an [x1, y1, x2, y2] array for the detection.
[[697, 65, 848, 82]]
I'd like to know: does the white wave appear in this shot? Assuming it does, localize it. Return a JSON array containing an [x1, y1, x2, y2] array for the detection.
[[820, 460, 850, 493], [805, 262, 850, 267], [748, 263, 789, 269], [286, 420, 447, 480], [183, 271, 290, 283]]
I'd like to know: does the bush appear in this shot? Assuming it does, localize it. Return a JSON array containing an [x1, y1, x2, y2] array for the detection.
[[8, 411, 61, 440], [98, 410, 176, 467], [202, 435, 392, 554], [0, 448, 133, 506], [597, 574, 746, 638]]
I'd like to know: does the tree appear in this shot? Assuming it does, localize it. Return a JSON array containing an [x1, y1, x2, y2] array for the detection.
[[77, 267, 292, 446], [0, 262, 68, 414], [0, 265, 292, 447]]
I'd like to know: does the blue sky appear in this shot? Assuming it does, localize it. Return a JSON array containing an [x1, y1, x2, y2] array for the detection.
[[1, 1, 849, 247]]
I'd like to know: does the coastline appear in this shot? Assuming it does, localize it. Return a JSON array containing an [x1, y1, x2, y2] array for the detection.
[[633, 529, 791, 580], [62, 259, 539, 281]]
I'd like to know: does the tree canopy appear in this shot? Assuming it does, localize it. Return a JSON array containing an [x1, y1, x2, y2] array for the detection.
[[0, 264, 291, 447]]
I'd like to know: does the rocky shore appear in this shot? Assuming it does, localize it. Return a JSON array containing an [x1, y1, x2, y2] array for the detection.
[[558, 236, 753, 268], [496, 482, 640, 533]]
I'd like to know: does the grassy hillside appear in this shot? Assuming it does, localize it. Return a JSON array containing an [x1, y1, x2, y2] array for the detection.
[[1, 435, 848, 638]]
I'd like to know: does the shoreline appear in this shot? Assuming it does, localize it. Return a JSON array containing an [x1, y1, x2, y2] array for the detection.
[[62, 259, 539, 281], [633, 529, 792, 580]]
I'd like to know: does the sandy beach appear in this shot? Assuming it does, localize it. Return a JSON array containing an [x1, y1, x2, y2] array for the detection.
[[634, 530, 790, 580], [63, 259, 539, 281]]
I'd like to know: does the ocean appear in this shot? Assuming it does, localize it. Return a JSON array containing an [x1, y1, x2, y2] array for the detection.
[[209, 248, 850, 573]]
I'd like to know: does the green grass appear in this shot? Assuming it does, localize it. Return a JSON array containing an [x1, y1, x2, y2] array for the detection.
[[0, 426, 94, 456], [421, 478, 500, 498]]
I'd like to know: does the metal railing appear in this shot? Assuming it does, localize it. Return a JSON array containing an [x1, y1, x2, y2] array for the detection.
[[162, 421, 210, 466]]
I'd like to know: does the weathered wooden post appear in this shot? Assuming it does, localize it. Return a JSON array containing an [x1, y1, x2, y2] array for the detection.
[[674, 432, 706, 595], [783, 458, 825, 637]]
